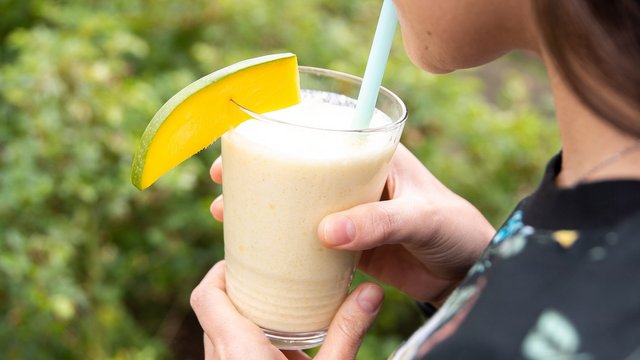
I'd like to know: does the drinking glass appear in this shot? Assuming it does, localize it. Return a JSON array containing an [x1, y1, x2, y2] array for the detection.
[[222, 66, 407, 349]]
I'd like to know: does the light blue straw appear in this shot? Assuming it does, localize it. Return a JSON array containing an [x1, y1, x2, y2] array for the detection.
[[352, 0, 398, 129]]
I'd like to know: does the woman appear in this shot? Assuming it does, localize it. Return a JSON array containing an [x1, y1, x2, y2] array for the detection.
[[191, 0, 640, 358]]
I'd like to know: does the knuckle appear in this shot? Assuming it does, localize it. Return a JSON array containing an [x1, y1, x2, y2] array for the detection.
[[335, 312, 365, 342], [372, 203, 398, 242], [190, 286, 208, 311]]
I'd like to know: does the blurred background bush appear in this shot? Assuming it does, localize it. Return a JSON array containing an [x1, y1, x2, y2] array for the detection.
[[0, 0, 560, 358]]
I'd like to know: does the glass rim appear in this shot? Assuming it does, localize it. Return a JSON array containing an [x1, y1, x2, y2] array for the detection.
[[231, 66, 408, 134]]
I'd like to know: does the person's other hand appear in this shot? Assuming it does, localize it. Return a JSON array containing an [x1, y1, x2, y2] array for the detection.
[[209, 156, 224, 221], [190, 261, 384, 359], [317, 144, 495, 305]]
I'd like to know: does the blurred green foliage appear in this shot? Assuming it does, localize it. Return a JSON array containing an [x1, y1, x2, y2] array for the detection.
[[0, 0, 559, 359]]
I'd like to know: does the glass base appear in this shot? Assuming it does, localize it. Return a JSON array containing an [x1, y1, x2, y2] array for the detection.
[[263, 328, 327, 350]]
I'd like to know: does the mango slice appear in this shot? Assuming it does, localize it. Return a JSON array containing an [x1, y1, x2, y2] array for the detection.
[[131, 53, 300, 190]]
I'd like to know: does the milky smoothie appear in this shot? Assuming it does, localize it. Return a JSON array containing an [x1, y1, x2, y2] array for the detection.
[[221, 67, 406, 349]]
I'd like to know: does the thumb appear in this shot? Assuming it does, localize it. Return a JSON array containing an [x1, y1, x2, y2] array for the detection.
[[315, 283, 384, 360], [318, 198, 420, 251]]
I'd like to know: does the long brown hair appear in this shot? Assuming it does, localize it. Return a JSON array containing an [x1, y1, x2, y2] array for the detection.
[[534, 0, 640, 136]]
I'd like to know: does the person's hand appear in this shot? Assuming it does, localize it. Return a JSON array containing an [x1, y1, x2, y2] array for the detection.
[[316, 144, 495, 305], [190, 260, 384, 359], [209, 156, 224, 221]]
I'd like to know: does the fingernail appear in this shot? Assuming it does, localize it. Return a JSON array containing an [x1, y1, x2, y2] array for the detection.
[[210, 196, 223, 221], [323, 215, 356, 246], [357, 285, 384, 314]]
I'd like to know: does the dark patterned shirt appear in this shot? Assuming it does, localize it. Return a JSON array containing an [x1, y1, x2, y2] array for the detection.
[[392, 153, 640, 359]]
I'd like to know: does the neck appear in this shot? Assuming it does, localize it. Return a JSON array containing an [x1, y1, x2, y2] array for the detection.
[[544, 58, 640, 187]]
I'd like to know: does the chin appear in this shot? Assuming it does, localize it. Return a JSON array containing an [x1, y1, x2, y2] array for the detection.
[[405, 38, 518, 75], [407, 51, 455, 74], [418, 63, 455, 75]]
